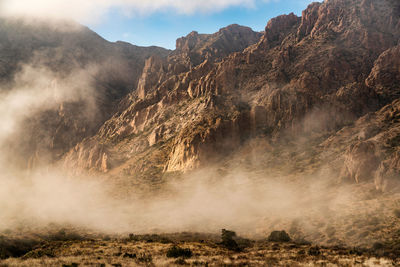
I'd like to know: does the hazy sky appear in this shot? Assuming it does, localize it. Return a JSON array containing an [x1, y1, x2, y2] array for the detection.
[[0, 0, 319, 49]]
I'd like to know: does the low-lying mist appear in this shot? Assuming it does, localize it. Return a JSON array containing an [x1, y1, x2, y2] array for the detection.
[[0, 50, 396, 249], [0, 162, 353, 235]]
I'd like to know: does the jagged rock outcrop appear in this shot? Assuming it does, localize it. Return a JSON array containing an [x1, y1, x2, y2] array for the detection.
[[366, 44, 400, 104], [322, 98, 400, 191], [64, 139, 110, 173], [174, 24, 263, 66], [375, 151, 400, 191], [340, 141, 380, 183], [133, 24, 262, 101], [62, 0, 400, 187], [62, 24, 263, 174], [264, 13, 300, 48], [137, 55, 166, 99]]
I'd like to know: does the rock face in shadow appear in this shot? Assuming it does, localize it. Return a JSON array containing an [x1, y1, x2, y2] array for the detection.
[[0, 18, 169, 168]]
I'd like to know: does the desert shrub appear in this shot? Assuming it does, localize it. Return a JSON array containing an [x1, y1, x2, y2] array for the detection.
[[166, 246, 192, 258], [308, 246, 321, 256], [192, 260, 209, 266], [349, 247, 365, 256], [298, 249, 306, 255], [136, 253, 153, 263], [0, 238, 39, 259], [123, 252, 136, 258], [369, 240, 400, 259], [267, 230, 291, 242], [174, 258, 188, 265], [220, 229, 252, 251], [48, 229, 84, 241], [264, 256, 279, 265], [128, 233, 172, 243], [22, 247, 55, 259], [221, 229, 240, 251]]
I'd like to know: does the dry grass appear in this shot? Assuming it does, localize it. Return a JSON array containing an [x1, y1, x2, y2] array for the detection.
[[0, 232, 398, 266]]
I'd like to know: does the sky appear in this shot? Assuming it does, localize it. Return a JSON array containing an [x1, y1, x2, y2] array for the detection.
[[90, 0, 317, 49], [0, 0, 320, 49]]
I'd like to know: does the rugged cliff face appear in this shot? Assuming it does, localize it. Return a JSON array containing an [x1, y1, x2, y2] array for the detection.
[[63, 24, 263, 178], [0, 18, 169, 168], [1, 0, 400, 252], [62, 0, 400, 191]]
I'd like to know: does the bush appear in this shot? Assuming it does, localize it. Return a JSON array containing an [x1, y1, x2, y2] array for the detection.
[[166, 246, 192, 258], [0, 238, 39, 259], [267, 231, 291, 242], [136, 253, 153, 263], [221, 229, 240, 251], [174, 258, 188, 265], [128, 233, 172, 243], [308, 246, 321, 256]]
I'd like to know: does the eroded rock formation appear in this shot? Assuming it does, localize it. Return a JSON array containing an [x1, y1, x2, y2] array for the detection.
[[6, 0, 399, 190]]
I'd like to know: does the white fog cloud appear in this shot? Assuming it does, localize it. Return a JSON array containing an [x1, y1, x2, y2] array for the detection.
[[0, 0, 258, 23]]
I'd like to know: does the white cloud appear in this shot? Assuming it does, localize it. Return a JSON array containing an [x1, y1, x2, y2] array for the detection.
[[0, 0, 258, 24]]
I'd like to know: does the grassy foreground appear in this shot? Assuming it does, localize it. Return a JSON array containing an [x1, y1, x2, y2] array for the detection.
[[0, 231, 398, 266]]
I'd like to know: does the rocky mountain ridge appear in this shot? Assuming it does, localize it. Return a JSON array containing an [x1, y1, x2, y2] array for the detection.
[[63, 0, 400, 193], [1, 0, 400, 194], [0, 0, 400, 250]]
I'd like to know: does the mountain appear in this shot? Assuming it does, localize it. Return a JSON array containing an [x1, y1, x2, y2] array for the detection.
[[62, 24, 264, 177], [0, 18, 169, 167], [2, 0, 400, 249], [64, 0, 400, 190]]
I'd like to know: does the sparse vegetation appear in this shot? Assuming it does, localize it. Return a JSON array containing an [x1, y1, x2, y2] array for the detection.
[[221, 229, 240, 251], [174, 258, 188, 265], [0, 238, 40, 259], [0, 232, 398, 266], [136, 252, 153, 263], [128, 233, 172, 243], [308, 246, 321, 256], [267, 231, 291, 242], [166, 245, 193, 258], [48, 229, 84, 242]]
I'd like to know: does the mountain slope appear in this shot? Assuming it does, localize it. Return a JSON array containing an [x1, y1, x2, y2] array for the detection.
[[64, 0, 400, 188], [1, 0, 400, 251], [0, 18, 169, 168]]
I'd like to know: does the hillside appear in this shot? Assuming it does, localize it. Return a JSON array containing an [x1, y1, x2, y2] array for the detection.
[[1, 0, 400, 264], [0, 18, 169, 168], [64, 0, 400, 188]]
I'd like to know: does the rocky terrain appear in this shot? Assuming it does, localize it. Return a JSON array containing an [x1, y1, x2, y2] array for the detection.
[[1, 0, 400, 265], [62, 0, 400, 189], [0, 17, 169, 168]]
